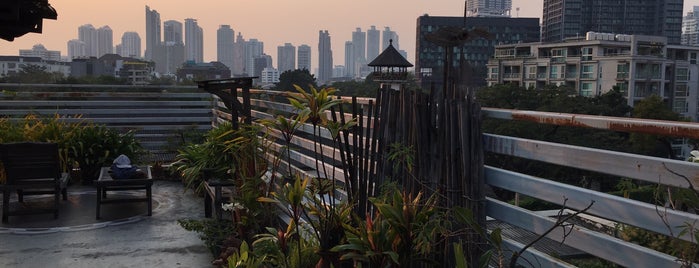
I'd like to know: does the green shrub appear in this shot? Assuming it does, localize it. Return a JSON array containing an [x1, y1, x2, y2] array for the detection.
[[0, 114, 143, 184], [66, 123, 143, 184]]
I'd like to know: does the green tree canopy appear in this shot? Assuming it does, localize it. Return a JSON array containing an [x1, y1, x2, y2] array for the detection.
[[629, 95, 684, 158], [274, 69, 317, 92], [2, 64, 64, 83]]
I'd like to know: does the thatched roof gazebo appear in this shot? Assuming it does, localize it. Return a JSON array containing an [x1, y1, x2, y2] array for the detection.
[[368, 40, 413, 83]]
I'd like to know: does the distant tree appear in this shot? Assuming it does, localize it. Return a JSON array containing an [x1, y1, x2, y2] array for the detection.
[[629, 95, 685, 158], [274, 69, 317, 92], [331, 77, 379, 97], [149, 75, 177, 85], [4, 64, 63, 83]]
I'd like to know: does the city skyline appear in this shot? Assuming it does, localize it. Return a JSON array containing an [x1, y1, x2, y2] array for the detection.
[[3, 0, 699, 71]]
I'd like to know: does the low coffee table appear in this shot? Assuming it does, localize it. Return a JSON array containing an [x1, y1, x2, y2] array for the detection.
[[95, 166, 153, 220]]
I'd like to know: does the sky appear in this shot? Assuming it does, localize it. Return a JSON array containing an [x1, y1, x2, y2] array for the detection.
[[3, 0, 699, 72]]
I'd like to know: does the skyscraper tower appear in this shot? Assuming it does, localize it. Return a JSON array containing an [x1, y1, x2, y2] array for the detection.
[[344, 41, 353, 77], [67, 39, 86, 59], [465, 0, 512, 17], [366, 25, 380, 62], [682, 6, 699, 46], [232, 32, 246, 75], [185, 18, 203, 63], [351, 27, 366, 78], [217, 25, 235, 73], [542, 0, 683, 44], [277, 43, 296, 73], [97, 26, 113, 57], [78, 24, 98, 57], [120, 32, 141, 58], [163, 20, 183, 44], [297, 44, 311, 71], [245, 39, 264, 76], [318, 30, 333, 84], [145, 6, 161, 60], [382, 27, 398, 51]]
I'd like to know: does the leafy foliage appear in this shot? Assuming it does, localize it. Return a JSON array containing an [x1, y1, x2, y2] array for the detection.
[[0, 114, 142, 184], [629, 95, 685, 157], [274, 69, 318, 92]]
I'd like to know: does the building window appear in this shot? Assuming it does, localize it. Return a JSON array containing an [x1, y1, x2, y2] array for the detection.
[[581, 64, 595, 79], [615, 82, 628, 95], [580, 82, 594, 97], [617, 63, 629, 79], [527, 66, 537, 79], [675, 84, 688, 97], [691, 52, 697, 64], [549, 65, 558, 79], [676, 68, 689, 81], [581, 47, 593, 61], [489, 67, 499, 79], [673, 98, 688, 113]]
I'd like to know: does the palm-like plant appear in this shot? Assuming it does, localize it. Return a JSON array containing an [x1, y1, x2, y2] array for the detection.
[[334, 189, 444, 267], [260, 114, 306, 192]]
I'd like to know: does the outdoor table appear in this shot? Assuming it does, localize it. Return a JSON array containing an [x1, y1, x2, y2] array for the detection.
[[95, 166, 153, 220]]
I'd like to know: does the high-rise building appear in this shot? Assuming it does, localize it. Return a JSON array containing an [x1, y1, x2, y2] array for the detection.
[[97, 26, 113, 57], [542, 0, 683, 44], [367, 26, 380, 63], [19, 44, 61, 61], [245, 38, 264, 76], [232, 33, 247, 75], [351, 27, 366, 78], [333, 65, 346, 78], [253, 54, 273, 78], [185, 18, 204, 63], [465, 0, 512, 17], [682, 6, 699, 46], [155, 41, 185, 75], [318, 30, 333, 84], [261, 67, 280, 85], [344, 41, 354, 78], [67, 39, 86, 59], [416, 16, 540, 89], [217, 25, 235, 74], [297, 44, 311, 71], [382, 27, 398, 51], [120, 32, 141, 58], [277, 43, 296, 73], [145, 6, 161, 60], [78, 24, 98, 57], [163, 20, 183, 44]]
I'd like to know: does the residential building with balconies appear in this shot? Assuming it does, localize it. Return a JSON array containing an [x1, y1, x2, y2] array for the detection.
[[486, 32, 699, 121]]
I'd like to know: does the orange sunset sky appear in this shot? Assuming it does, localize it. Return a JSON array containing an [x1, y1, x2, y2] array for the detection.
[[2, 0, 699, 71]]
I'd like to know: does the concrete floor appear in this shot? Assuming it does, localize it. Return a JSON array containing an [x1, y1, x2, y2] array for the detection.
[[0, 181, 214, 267]]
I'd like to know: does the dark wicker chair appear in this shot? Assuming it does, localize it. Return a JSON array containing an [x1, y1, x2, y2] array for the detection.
[[1, 142, 69, 223]]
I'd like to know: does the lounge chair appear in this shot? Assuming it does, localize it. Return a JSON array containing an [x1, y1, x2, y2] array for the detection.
[[0, 142, 69, 223]]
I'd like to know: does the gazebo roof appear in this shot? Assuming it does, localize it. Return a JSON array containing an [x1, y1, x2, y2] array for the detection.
[[368, 40, 413, 68]]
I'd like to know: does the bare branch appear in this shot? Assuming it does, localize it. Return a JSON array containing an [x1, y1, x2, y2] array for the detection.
[[508, 198, 595, 268]]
